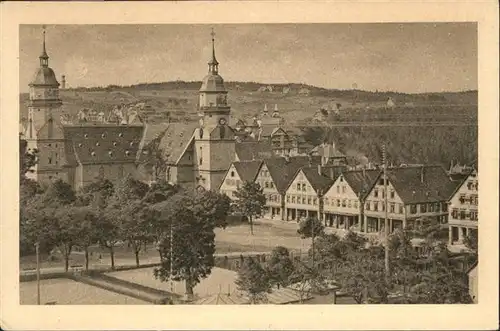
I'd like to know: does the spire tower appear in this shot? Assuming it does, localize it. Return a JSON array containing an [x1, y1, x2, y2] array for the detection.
[[40, 27, 49, 67], [208, 28, 219, 74]]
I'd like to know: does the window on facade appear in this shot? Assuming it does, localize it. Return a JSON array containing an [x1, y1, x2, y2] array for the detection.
[[231, 171, 235, 178], [287, 195, 290, 203], [382, 190, 385, 198], [374, 189, 378, 198], [337, 186, 340, 193], [307, 197, 311, 205], [342, 199, 347, 207], [296, 183, 300, 191], [460, 210, 466, 220], [354, 201, 358, 209], [291, 196, 296, 203], [313, 198, 317, 205], [452, 208, 458, 219], [429, 204, 435, 212], [348, 200, 352, 208], [302, 183, 307, 192], [302, 197, 306, 204], [373, 202, 378, 211], [459, 195, 466, 204], [337, 199, 341, 207], [410, 204, 417, 214], [390, 203, 395, 213], [390, 190, 395, 199], [48, 157, 52, 164], [381, 202, 385, 211], [470, 211, 478, 221], [265, 182, 269, 188], [420, 204, 427, 213], [399, 204, 404, 214], [366, 202, 370, 210], [342, 186, 346, 193]]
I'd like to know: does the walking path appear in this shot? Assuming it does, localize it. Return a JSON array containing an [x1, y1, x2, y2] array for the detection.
[[20, 251, 272, 277]]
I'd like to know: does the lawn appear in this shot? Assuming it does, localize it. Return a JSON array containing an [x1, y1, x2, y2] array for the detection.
[[20, 221, 307, 271]]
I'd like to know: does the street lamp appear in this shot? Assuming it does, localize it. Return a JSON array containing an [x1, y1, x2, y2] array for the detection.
[[35, 241, 41, 305]]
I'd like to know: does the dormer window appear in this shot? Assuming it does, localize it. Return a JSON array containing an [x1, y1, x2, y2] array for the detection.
[[108, 151, 113, 157], [101, 133, 106, 139], [125, 150, 130, 156], [91, 151, 96, 156], [96, 142, 100, 146], [130, 142, 134, 146], [84, 134, 88, 138], [118, 133, 123, 137], [113, 142, 117, 146], [78, 143, 83, 147]]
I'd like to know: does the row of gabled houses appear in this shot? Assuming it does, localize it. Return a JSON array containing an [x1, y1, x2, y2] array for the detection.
[[219, 155, 478, 246]]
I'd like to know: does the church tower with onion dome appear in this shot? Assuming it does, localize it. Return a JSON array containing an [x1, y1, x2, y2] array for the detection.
[[193, 29, 236, 191]]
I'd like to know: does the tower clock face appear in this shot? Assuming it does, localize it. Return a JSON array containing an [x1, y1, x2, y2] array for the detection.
[[219, 118, 227, 125]]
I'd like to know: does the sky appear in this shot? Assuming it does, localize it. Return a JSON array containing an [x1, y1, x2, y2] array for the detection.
[[19, 23, 477, 94]]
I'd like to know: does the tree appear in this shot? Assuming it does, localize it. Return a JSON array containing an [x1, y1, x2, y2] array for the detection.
[[233, 181, 266, 235], [297, 216, 325, 264], [464, 228, 478, 253], [289, 260, 326, 303], [387, 228, 420, 294], [19, 137, 38, 182], [106, 175, 150, 267], [267, 246, 295, 288], [54, 205, 95, 272], [21, 180, 76, 258], [154, 192, 221, 298], [191, 189, 231, 230], [71, 206, 99, 271], [337, 249, 389, 304], [235, 257, 271, 304], [77, 178, 117, 269]]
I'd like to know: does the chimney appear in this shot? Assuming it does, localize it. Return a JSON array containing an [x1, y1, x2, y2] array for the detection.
[[420, 166, 425, 183]]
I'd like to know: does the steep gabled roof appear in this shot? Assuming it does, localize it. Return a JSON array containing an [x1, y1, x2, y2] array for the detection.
[[343, 169, 381, 200], [264, 155, 322, 194], [235, 141, 273, 161], [157, 122, 198, 165], [448, 168, 478, 201], [233, 160, 263, 183], [369, 165, 459, 204], [300, 166, 335, 194]]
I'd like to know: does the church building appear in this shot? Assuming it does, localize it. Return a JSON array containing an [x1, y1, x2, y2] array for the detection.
[[161, 30, 236, 191], [21, 30, 145, 190]]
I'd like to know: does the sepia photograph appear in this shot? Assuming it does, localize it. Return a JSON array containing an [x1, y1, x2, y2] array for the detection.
[[18, 22, 479, 305], [1, 2, 499, 330]]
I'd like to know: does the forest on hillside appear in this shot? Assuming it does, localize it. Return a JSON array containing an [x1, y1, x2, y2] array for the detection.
[[302, 126, 478, 167]]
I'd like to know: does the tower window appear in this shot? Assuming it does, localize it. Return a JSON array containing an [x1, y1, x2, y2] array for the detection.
[[48, 157, 52, 164]]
